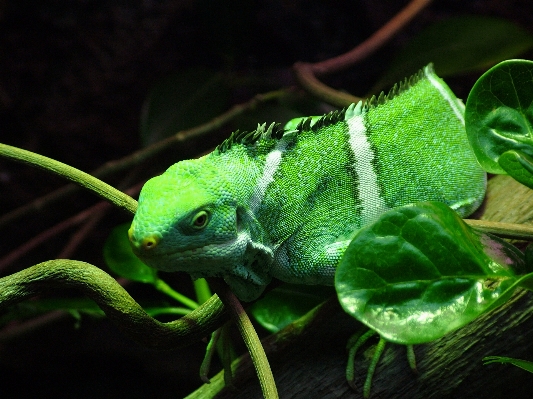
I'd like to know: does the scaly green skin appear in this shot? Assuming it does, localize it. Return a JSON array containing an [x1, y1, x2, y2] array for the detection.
[[128, 65, 486, 301]]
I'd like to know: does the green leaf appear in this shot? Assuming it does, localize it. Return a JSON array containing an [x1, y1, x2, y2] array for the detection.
[[483, 356, 533, 373], [335, 201, 524, 345], [498, 150, 533, 189], [103, 223, 158, 284], [374, 16, 533, 92], [249, 284, 334, 333], [140, 68, 229, 146], [465, 59, 533, 174]]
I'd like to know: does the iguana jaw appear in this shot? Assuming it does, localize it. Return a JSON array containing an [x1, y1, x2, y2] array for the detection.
[[130, 233, 250, 276]]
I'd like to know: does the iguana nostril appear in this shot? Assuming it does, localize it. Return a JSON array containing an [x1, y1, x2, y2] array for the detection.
[[142, 236, 159, 250], [128, 224, 159, 251]]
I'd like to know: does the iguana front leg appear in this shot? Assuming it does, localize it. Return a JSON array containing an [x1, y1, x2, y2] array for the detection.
[[224, 239, 274, 302], [271, 231, 353, 286]]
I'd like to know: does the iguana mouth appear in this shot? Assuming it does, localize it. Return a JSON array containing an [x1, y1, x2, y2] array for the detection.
[[137, 236, 249, 274], [137, 243, 209, 259]]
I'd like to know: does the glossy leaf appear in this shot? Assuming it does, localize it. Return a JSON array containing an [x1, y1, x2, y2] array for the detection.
[[103, 223, 158, 284], [140, 68, 229, 146], [336, 201, 524, 345], [374, 16, 533, 92], [498, 150, 533, 189], [483, 356, 533, 373], [465, 59, 533, 174], [249, 284, 334, 333]]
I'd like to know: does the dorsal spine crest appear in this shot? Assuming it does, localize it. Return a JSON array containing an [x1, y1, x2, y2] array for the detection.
[[364, 65, 427, 112], [216, 65, 432, 154], [216, 108, 347, 154]]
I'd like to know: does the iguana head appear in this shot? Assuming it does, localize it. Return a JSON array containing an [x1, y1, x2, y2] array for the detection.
[[128, 159, 242, 277]]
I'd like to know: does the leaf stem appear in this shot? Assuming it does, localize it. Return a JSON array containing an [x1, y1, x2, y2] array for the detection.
[[465, 219, 533, 240], [200, 328, 222, 383], [406, 344, 417, 373], [364, 336, 387, 399], [209, 278, 279, 399], [153, 278, 199, 310], [346, 329, 377, 388]]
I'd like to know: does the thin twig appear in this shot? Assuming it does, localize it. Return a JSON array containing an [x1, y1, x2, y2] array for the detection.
[[0, 182, 145, 273], [293, 62, 362, 107], [0, 201, 110, 272], [209, 278, 279, 399], [0, 310, 69, 342], [0, 260, 228, 348], [57, 206, 109, 259], [465, 219, 533, 241], [312, 0, 433, 75], [57, 167, 144, 259], [293, 0, 433, 107], [0, 90, 288, 230]]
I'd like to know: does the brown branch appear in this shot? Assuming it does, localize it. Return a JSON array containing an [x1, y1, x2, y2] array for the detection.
[[293, 0, 433, 107], [56, 168, 144, 259], [0, 310, 70, 342], [312, 0, 433, 75], [293, 62, 362, 108], [0, 201, 110, 272], [57, 206, 109, 259], [0, 182, 144, 273]]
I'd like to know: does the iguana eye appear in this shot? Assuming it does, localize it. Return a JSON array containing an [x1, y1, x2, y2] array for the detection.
[[191, 210, 209, 229]]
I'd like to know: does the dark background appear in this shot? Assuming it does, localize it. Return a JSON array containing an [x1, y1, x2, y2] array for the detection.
[[1, 1, 532, 398]]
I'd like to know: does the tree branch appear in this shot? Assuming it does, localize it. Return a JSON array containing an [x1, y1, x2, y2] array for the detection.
[[293, 0, 433, 107], [0, 259, 228, 349]]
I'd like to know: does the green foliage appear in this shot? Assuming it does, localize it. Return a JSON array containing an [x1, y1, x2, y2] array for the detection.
[[103, 223, 158, 284], [483, 356, 533, 373], [466, 59, 533, 187], [375, 16, 533, 92], [249, 284, 334, 333], [498, 150, 533, 189], [335, 201, 526, 345]]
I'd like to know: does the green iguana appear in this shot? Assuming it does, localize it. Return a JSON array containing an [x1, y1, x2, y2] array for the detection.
[[128, 64, 486, 302]]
